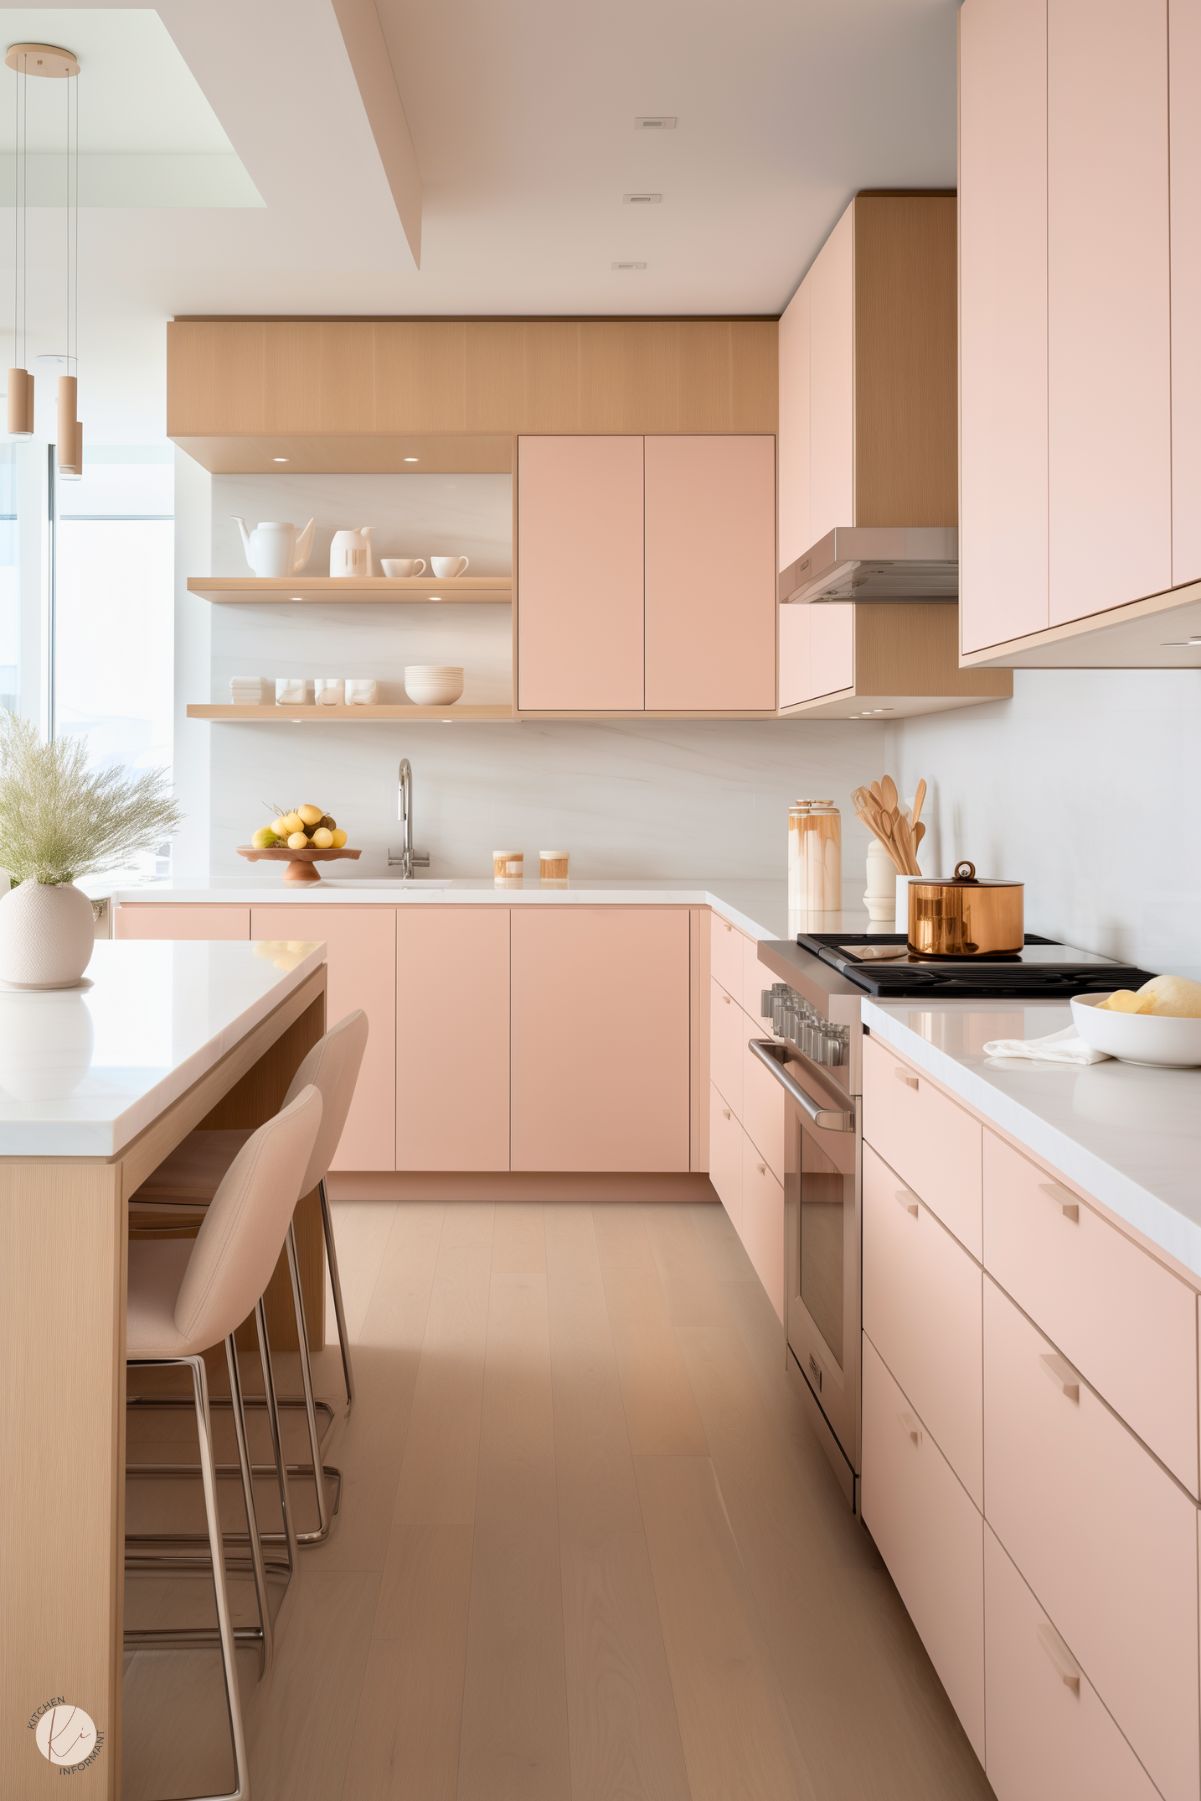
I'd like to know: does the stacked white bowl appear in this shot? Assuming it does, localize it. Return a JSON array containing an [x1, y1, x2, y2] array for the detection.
[[404, 664, 464, 706]]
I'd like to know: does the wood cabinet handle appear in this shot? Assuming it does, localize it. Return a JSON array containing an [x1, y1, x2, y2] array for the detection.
[[1039, 1180, 1080, 1224], [895, 1187, 920, 1218], [1040, 1351, 1081, 1404], [899, 1410, 923, 1448], [723, 993, 732, 1005], [893, 1067, 920, 1090], [757, 1163, 766, 1177], [722, 1108, 731, 1120], [1036, 1621, 1082, 1696]]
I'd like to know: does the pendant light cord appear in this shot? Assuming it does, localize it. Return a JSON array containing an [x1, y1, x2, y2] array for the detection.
[[20, 51, 27, 370], [12, 56, 18, 368]]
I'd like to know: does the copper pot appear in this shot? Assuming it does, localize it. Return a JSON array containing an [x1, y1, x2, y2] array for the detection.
[[907, 860, 1024, 957]]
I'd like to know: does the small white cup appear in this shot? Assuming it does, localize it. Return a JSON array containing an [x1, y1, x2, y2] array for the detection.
[[380, 558, 426, 578], [430, 555, 470, 578], [345, 678, 379, 705], [275, 677, 308, 705], [314, 678, 344, 706]]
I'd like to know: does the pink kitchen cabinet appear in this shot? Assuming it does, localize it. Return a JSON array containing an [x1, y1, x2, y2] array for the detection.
[[115, 904, 250, 940], [740, 1136, 785, 1322], [778, 602, 855, 707], [517, 435, 645, 710], [709, 909, 745, 1001], [1171, 0, 1201, 586], [958, 0, 1049, 653], [708, 1083, 743, 1234], [777, 275, 812, 570], [709, 978, 747, 1118], [643, 435, 776, 711], [862, 1036, 982, 1258], [395, 908, 509, 1172], [510, 908, 690, 1171], [251, 905, 396, 1172], [807, 207, 855, 546], [1047, 0, 1172, 624]]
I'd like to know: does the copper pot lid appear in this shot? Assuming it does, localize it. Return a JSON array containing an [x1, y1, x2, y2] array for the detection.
[[919, 860, 1023, 890]]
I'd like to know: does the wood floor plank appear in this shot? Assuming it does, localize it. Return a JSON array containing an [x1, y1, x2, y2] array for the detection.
[[635, 1452, 819, 1801], [456, 1271, 571, 1801], [491, 1199, 547, 1276], [322, 1197, 398, 1345], [593, 1206, 709, 1456], [642, 1199, 731, 1327]]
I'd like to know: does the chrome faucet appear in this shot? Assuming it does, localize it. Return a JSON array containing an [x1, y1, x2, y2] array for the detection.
[[387, 757, 430, 877]]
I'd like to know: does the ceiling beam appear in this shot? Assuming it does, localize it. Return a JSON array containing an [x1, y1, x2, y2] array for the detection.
[[328, 0, 422, 267]]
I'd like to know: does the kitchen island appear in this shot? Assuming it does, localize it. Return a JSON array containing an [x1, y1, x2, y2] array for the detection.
[[0, 939, 327, 1800]]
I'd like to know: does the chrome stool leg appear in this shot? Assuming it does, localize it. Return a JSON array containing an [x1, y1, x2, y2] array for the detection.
[[318, 1178, 355, 1412], [285, 1222, 332, 1543]]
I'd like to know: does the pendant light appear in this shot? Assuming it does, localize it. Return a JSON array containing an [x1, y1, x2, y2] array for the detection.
[[56, 49, 81, 478]]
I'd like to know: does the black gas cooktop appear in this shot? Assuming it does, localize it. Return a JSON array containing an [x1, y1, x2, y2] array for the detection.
[[795, 932, 1154, 999]]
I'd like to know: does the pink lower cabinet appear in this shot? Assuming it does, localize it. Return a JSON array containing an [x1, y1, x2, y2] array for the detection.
[[708, 1085, 742, 1233], [115, 904, 250, 940], [861, 1336, 985, 1761], [250, 906, 396, 1171], [643, 435, 776, 711], [709, 909, 744, 1000], [983, 1277, 1199, 1801], [740, 1136, 784, 1322], [984, 1527, 1160, 1801], [741, 1036, 784, 1183], [862, 1144, 983, 1506], [709, 978, 746, 1116], [395, 908, 509, 1171], [510, 908, 690, 1171], [862, 1036, 982, 1257]]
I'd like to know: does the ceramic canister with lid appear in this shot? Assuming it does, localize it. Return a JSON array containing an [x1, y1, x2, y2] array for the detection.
[[802, 802, 842, 912]]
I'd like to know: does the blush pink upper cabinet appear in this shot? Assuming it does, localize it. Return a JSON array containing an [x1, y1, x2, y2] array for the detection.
[[1047, 0, 1172, 624], [251, 905, 396, 1172], [958, 0, 1049, 654], [510, 908, 690, 1172], [396, 908, 509, 1172], [517, 435, 644, 710], [115, 904, 250, 940], [643, 435, 776, 711], [777, 277, 812, 570], [1171, 0, 1201, 586], [807, 208, 856, 546], [778, 603, 855, 707]]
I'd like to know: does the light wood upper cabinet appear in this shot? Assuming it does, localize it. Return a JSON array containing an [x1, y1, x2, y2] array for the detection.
[[517, 435, 645, 711], [1172, 0, 1201, 586], [644, 436, 776, 711], [958, 0, 1049, 654]]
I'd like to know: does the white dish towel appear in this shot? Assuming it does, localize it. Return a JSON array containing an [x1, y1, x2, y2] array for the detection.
[[983, 1026, 1109, 1065]]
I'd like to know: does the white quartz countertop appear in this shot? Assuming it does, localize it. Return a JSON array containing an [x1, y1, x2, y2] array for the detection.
[[0, 939, 326, 1158], [863, 998, 1201, 1281], [112, 877, 821, 944]]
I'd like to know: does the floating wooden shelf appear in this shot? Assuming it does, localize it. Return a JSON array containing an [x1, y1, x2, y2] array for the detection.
[[186, 576, 512, 605], [187, 703, 517, 723]]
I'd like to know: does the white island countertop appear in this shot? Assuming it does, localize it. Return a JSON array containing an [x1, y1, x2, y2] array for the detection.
[[0, 938, 325, 1158], [863, 998, 1201, 1281]]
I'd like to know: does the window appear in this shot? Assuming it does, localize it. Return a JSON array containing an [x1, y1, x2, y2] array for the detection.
[[0, 448, 17, 716]]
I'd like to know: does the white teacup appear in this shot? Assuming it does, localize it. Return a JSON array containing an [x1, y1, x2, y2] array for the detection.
[[430, 555, 470, 578], [314, 678, 344, 706], [380, 558, 426, 578]]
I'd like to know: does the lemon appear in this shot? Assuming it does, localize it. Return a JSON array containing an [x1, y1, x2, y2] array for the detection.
[[286, 830, 309, 850], [252, 826, 279, 850], [271, 815, 289, 838], [1098, 989, 1154, 1014], [298, 802, 323, 828], [330, 827, 348, 849], [311, 826, 334, 848]]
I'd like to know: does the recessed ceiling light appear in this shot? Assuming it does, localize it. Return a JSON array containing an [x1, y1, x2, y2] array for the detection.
[[403, 455, 419, 463], [611, 261, 647, 271], [428, 594, 442, 603], [635, 116, 677, 130], [272, 456, 289, 463], [623, 192, 662, 204]]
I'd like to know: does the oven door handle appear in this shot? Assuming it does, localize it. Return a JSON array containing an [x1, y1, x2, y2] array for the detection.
[[748, 1039, 856, 1133]]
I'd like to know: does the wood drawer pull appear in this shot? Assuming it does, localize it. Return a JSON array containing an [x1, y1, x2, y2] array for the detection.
[[893, 1067, 920, 1090], [1036, 1621, 1082, 1696], [1038, 1180, 1080, 1223], [895, 1187, 920, 1218], [899, 1410, 923, 1448], [723, 993, 732, 1005], [1040, 1351, 1081, 1404], [757, 1163, 767, 1177], [722, 1108, 731, 1120]]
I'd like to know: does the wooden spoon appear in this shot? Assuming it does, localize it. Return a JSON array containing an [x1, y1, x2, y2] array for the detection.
[[911, 777, 927, 829], [880, 774, 898, 813]]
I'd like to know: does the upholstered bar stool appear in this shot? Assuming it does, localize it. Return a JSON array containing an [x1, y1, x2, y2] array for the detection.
[[124, 1085, 322, 1801], [129, 1010, 367, 1546]]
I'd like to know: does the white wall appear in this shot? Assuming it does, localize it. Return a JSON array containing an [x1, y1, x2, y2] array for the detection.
[[889, 669, 1201, 975]]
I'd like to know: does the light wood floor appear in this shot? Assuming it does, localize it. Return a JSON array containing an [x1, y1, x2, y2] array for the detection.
[[122, 1197, 993, 1801]]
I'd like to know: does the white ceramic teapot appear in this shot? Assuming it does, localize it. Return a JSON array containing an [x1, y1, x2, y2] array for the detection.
[[233, 517, 316, 578], [330, 526, 374, 578]]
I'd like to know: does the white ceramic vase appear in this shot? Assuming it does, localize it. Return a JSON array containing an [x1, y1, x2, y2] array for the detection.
[[863, 839, 895, 922], [0, 881, 96, 989]]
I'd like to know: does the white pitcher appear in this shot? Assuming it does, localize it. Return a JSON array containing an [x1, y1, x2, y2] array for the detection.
[[232, 517, 316, 578], [330, 526, 374, 578]]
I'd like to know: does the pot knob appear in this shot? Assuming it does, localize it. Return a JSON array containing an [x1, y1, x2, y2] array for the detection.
[[953, 860, 978, 882]]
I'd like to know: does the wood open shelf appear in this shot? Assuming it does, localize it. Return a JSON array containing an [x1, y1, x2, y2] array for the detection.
[[187, 576, 511, 605], [187, 703, 516, 723]]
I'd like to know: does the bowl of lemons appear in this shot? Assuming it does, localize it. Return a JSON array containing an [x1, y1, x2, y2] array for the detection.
[[1072, 976, 1201, 1067], [238, 803, 358, 883]]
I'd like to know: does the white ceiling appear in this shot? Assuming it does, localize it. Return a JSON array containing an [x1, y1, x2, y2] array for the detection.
[[0, 0, 959, 437]]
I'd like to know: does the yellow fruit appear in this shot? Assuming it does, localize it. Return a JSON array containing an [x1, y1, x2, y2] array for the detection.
[[286, 830, 309, 850], [1137, 974, 1201, 1018], [330, 827, 348, 849], [271, 815, 289, 838], [311, 826, 334, 848], [298, 803, 323, 828], [252, 826, 279, 850], [282, 811, 304, 835], [1099, 989, 1155, 1014]]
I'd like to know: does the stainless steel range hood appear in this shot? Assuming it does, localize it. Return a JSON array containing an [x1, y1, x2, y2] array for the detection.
[[778, 526, 959, 605]]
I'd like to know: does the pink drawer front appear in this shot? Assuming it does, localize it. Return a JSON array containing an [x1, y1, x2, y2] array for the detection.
[[741, 1036, 785, 1181], [863, 1143, 983, 1507], [984, 1278, 1199, 1801], [983, 1129, 1198, 1494], [709, 909, 745, 999], [984, 1526, 1160, 1801], [740, 933, 772, 1026], [862, 1035, 982, 1257], [862, 1336, 985, 1761], [708, 1084, 742, 1233], [710, 977, 746, 1115], [740, 1135, 784, 1322]]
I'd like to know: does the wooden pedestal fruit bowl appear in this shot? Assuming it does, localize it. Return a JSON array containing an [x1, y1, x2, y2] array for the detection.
[[236, 845, 361, 884]]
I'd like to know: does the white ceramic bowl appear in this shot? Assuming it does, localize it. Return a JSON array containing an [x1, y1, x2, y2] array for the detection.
[[1071, 993, 1201, 1067], [404, 664, 464, 706]]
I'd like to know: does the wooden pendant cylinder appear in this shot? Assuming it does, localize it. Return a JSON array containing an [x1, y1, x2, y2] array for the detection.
[[56, 374, 77, 451], [7, 367, 34, 438], [58, 410, 83, 479]]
